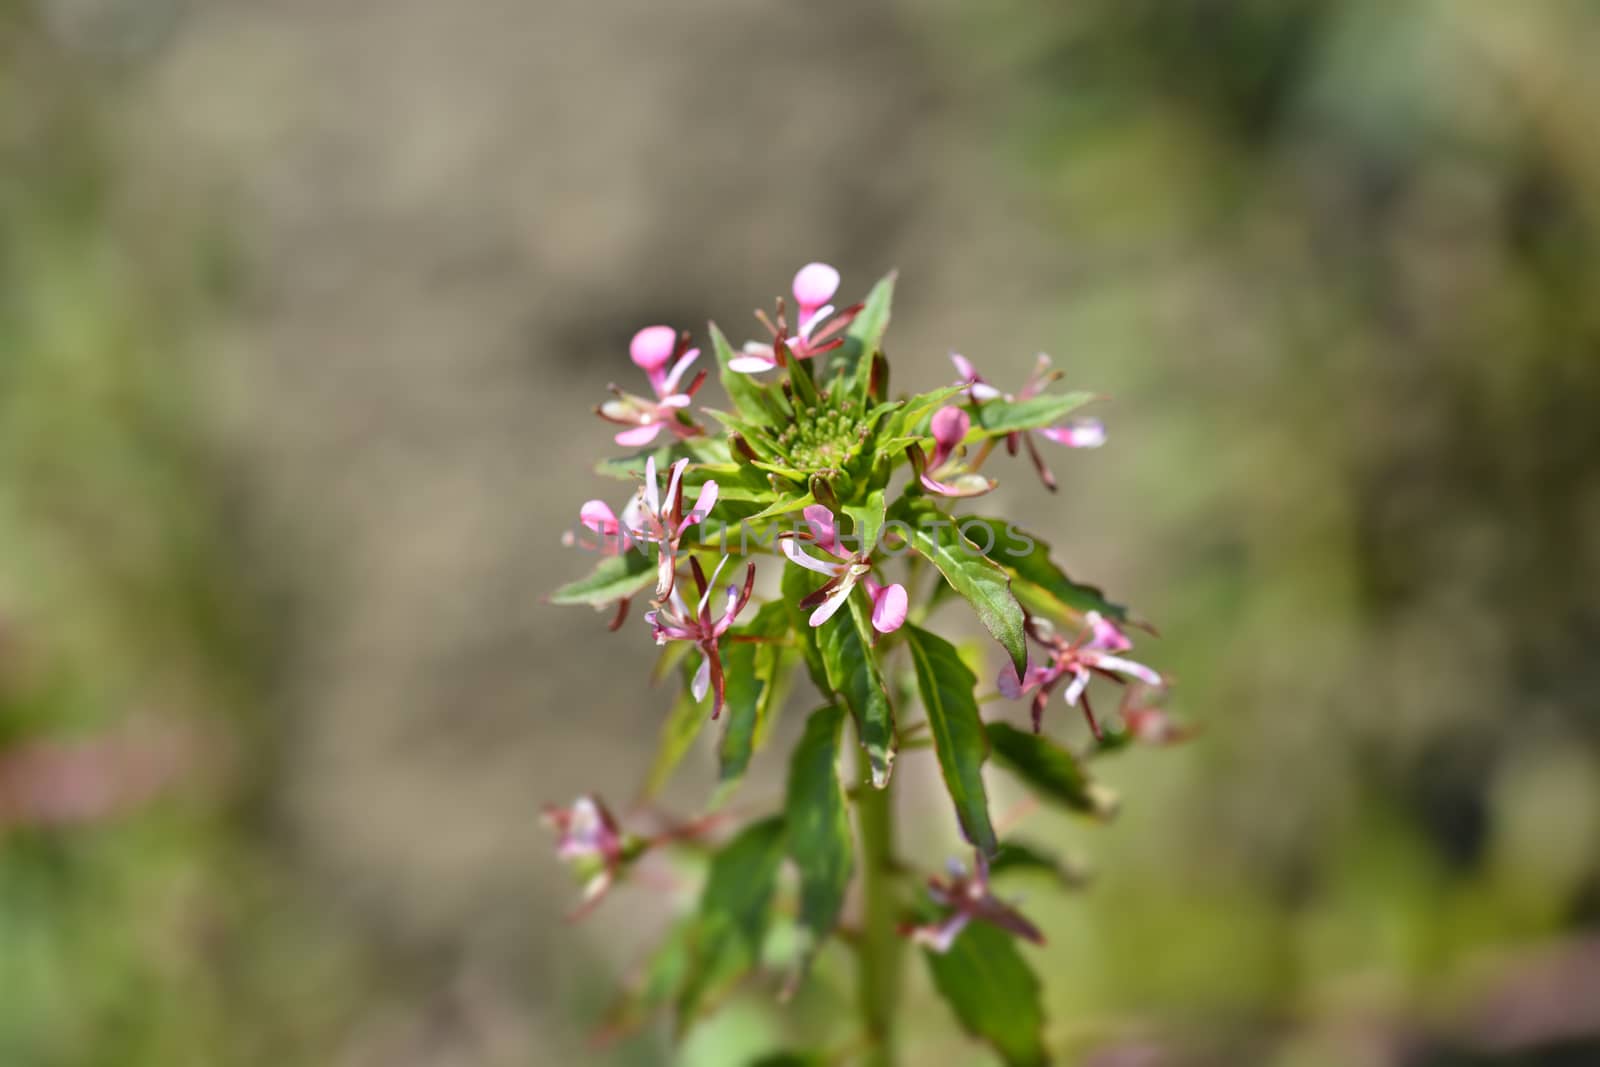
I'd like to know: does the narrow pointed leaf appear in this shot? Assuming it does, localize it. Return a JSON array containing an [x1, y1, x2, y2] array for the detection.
[[677, 816, 787, 1026], [709, 321, 779, 425], [923, 922, 1049, 1067], [833, 270, 895, 398], [904, 624, 997, 856], [904, 513, 1028, 681], [988, 840, 1091, 889], [716, 604, 793, 801], [816, 596, 897, 788], [784, 705, 853, 985], [550, 550, 656, 607], [643, 684, 707, 798], [986, 722, 1117, 820], [949, 517, 1141, 628], [972, 391, 1094, 437]]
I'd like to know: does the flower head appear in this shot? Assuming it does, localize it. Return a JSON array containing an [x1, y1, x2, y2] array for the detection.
[[909, 406, 996, 498], [778, 505, 907, 633], [623, 457, 719, 600], [598, 326, 708, 446], [645, 554, 757, 719], [902, 851, 1045, 953], [542, 794, 627, 917], [999, 612, 1163, 737], [730, 262, 863, 374], [951, 352, 1105, 491]]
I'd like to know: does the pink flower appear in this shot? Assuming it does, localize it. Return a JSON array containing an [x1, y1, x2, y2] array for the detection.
[[730, 262, 863, 374], [1116, 684, 1194, 747], [902, 852, 1044, 953], [542, 794, 626, 917], [622, 456, 719, 600], [951, 352, 1105, 491], [777, 505, 907, 633], [645, 555, 757, 719], [909, 406, 996, 498], [598, 326, 708, 446], [999, 612, 1163, 738]]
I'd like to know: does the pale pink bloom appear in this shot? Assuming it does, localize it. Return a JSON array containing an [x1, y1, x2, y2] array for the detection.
[[645, 554, 757, 719], [622, 457, 719, 600], [999, 612, 1163, 737], [902, 852, 1044, 953], [951, 352, 1105, 491], [778, 505, 907, 633], [909, 406, 996, 498], [730, 262, 862, 373], [597, 326, 708, 446], [1116, 684, 1194, 747], [542, 794, 626, 917]]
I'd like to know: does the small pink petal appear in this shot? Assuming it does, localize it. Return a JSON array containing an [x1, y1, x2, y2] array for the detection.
[[630, 326, 678, 371], [870, 582, 908, 634], [807, 578, 855, 628], [792, 262, 840, 313], [930, 406, 970, 452], [780, 537, 837, 576], [1094, 654, 1163, 688], [579, 500, 619, 535], [801, 505, 841, 556], [683, 480, 718, 528], [950, 352, 979, 381], [1064, 669, 1091, 706], [728, 352, 778, 374], [659, 349, 701, 395], [1038, 419, 1106, 449], [658, 394, 692, 409], [1086, 611, 1132, 652], [691, 655, 711, 702], [998, 664, 1024, 700], [615, 423, 662, 447]]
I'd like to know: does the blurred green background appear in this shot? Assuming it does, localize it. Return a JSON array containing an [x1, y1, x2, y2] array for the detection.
[[3, 1, 1598, 1064]]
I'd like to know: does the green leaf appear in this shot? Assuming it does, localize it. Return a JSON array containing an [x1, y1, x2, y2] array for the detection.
[[923, 922, 1050, 1067], [986, 722, 1117, 820], [988, 840, 1090, 890], [678, 816, 787, 1026], [904, 511, 1028, 681], [549, 550, 656, 607], [709, 321, 779, 425], [746, 1054, 825, 1067], [784, 705, 853, 985], [972, 391, 1094, 437], [952, 517, 1140, 627], [842, 488, 886, 556], [643, 684, 707, 798], [781, 563, 831, 693], [885, 383, 969, 439], [716, 605, 793, 801], [904, 624, 997, 856], [743, 490, 814, 523], [833, 270, 895, 398], [817, 595, 897, 788]]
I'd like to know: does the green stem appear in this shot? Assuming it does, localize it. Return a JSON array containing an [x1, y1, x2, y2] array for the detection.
[[856, 754, 903, 1067]]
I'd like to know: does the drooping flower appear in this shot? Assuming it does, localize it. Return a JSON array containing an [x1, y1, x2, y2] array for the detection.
[[542, 794, 627, 918], [730, 262, 863, 374], [1115, 683, 1194, 746], [951, 352, 1105, 491], [778, 505, 908, 633], [644, 555, 757, 719], [598, 326, 708, 446], [999, 612, 1163, 737], [622, 457, 719, 600], [908, 406, 996, 498], [902, 851, 1045, 953]]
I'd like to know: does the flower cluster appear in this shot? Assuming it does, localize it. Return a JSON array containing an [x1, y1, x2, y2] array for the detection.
[[547, 261, 1182, 1055]]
